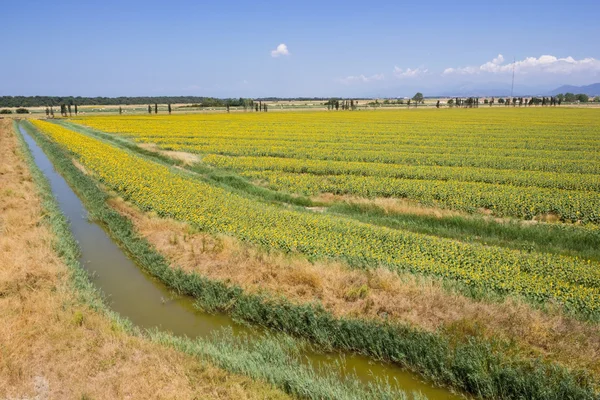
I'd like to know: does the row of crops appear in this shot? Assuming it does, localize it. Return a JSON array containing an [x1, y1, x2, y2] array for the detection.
[[201, 154, 600, 191], [73, 109, 600, 224], [31, 120, 600, 317]]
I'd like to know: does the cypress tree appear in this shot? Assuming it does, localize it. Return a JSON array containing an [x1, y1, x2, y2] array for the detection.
[[74, 104, 78, 115], [148, 105, 152, 114], [154, 103, 158, 114], [168, 103, 172, 114]]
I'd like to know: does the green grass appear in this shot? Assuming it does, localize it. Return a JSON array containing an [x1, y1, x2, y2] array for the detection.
[[21, 120, 600, 400]]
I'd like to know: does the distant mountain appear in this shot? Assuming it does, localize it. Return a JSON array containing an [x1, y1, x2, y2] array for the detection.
[[547, 83, 600, 96]]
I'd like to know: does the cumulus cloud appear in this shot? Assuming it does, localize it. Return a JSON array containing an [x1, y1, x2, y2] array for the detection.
[[492, 54, 504, 65], [271, 43, 290, 58], [444, 54, 600, 75], [338, 73, 385, 84], [393, 66, 428, 78]]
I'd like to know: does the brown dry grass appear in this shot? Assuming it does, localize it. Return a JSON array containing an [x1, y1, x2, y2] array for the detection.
[[313, 194, 466, 218], [108, 196, 600, 376], [139, 142, 200, 165], [314, 194, 572, 227], [0, 120, 289, 400]]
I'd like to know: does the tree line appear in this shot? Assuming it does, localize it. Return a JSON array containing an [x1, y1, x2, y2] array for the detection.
[[0, 96, 258, 108]]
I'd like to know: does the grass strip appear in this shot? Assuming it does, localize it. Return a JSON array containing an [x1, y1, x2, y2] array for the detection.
[[328, 202, 600, 262]]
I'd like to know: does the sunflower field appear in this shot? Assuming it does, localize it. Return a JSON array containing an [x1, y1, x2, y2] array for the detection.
[[74, 108, 600, 223], [31, 118, 600, 316]]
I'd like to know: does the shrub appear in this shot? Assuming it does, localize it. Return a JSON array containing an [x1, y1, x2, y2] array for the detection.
[[15, 108, 30, 114], [0, 109, 13, 114]]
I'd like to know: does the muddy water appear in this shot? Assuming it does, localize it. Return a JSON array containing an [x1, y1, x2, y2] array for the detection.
[[20, 124, 463, 400]]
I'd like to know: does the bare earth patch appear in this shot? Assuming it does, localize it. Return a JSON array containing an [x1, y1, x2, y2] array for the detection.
[[109, 196, 600, 376], [0, 120, 289, 400]]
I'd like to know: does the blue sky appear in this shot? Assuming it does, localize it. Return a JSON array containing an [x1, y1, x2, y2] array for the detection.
[[3, 0, 599, 97]]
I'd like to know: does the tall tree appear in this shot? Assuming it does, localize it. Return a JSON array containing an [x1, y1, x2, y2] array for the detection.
[[119, 106, 122, 115], [412, 92, 424, 104], [68, 104, 72, 116], [148, 105, 152, 114], [154, 103, 158, 114], [168, 103, 172, 114]]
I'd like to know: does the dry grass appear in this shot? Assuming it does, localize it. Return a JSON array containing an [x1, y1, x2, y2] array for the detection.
[[0, 120, 289, 400], [139, 142, 200, 165], [315, 194, 571, 226], [71, 158, 89, 175], [109, 196, 600, 375], [313, 193, 467, 219]]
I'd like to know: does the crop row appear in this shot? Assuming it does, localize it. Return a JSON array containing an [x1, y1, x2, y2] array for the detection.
[[202, 154, 600, 192], [239, 170, 600, 223]]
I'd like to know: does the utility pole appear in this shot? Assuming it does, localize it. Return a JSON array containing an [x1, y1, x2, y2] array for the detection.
[[510, 56, 516, 99]]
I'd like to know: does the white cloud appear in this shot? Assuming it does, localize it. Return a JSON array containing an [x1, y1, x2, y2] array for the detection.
[[393, 66, 428, 78], [444, 54, 600, 75], [271, 43, 290, 58], [338, 73, 385, 84]]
